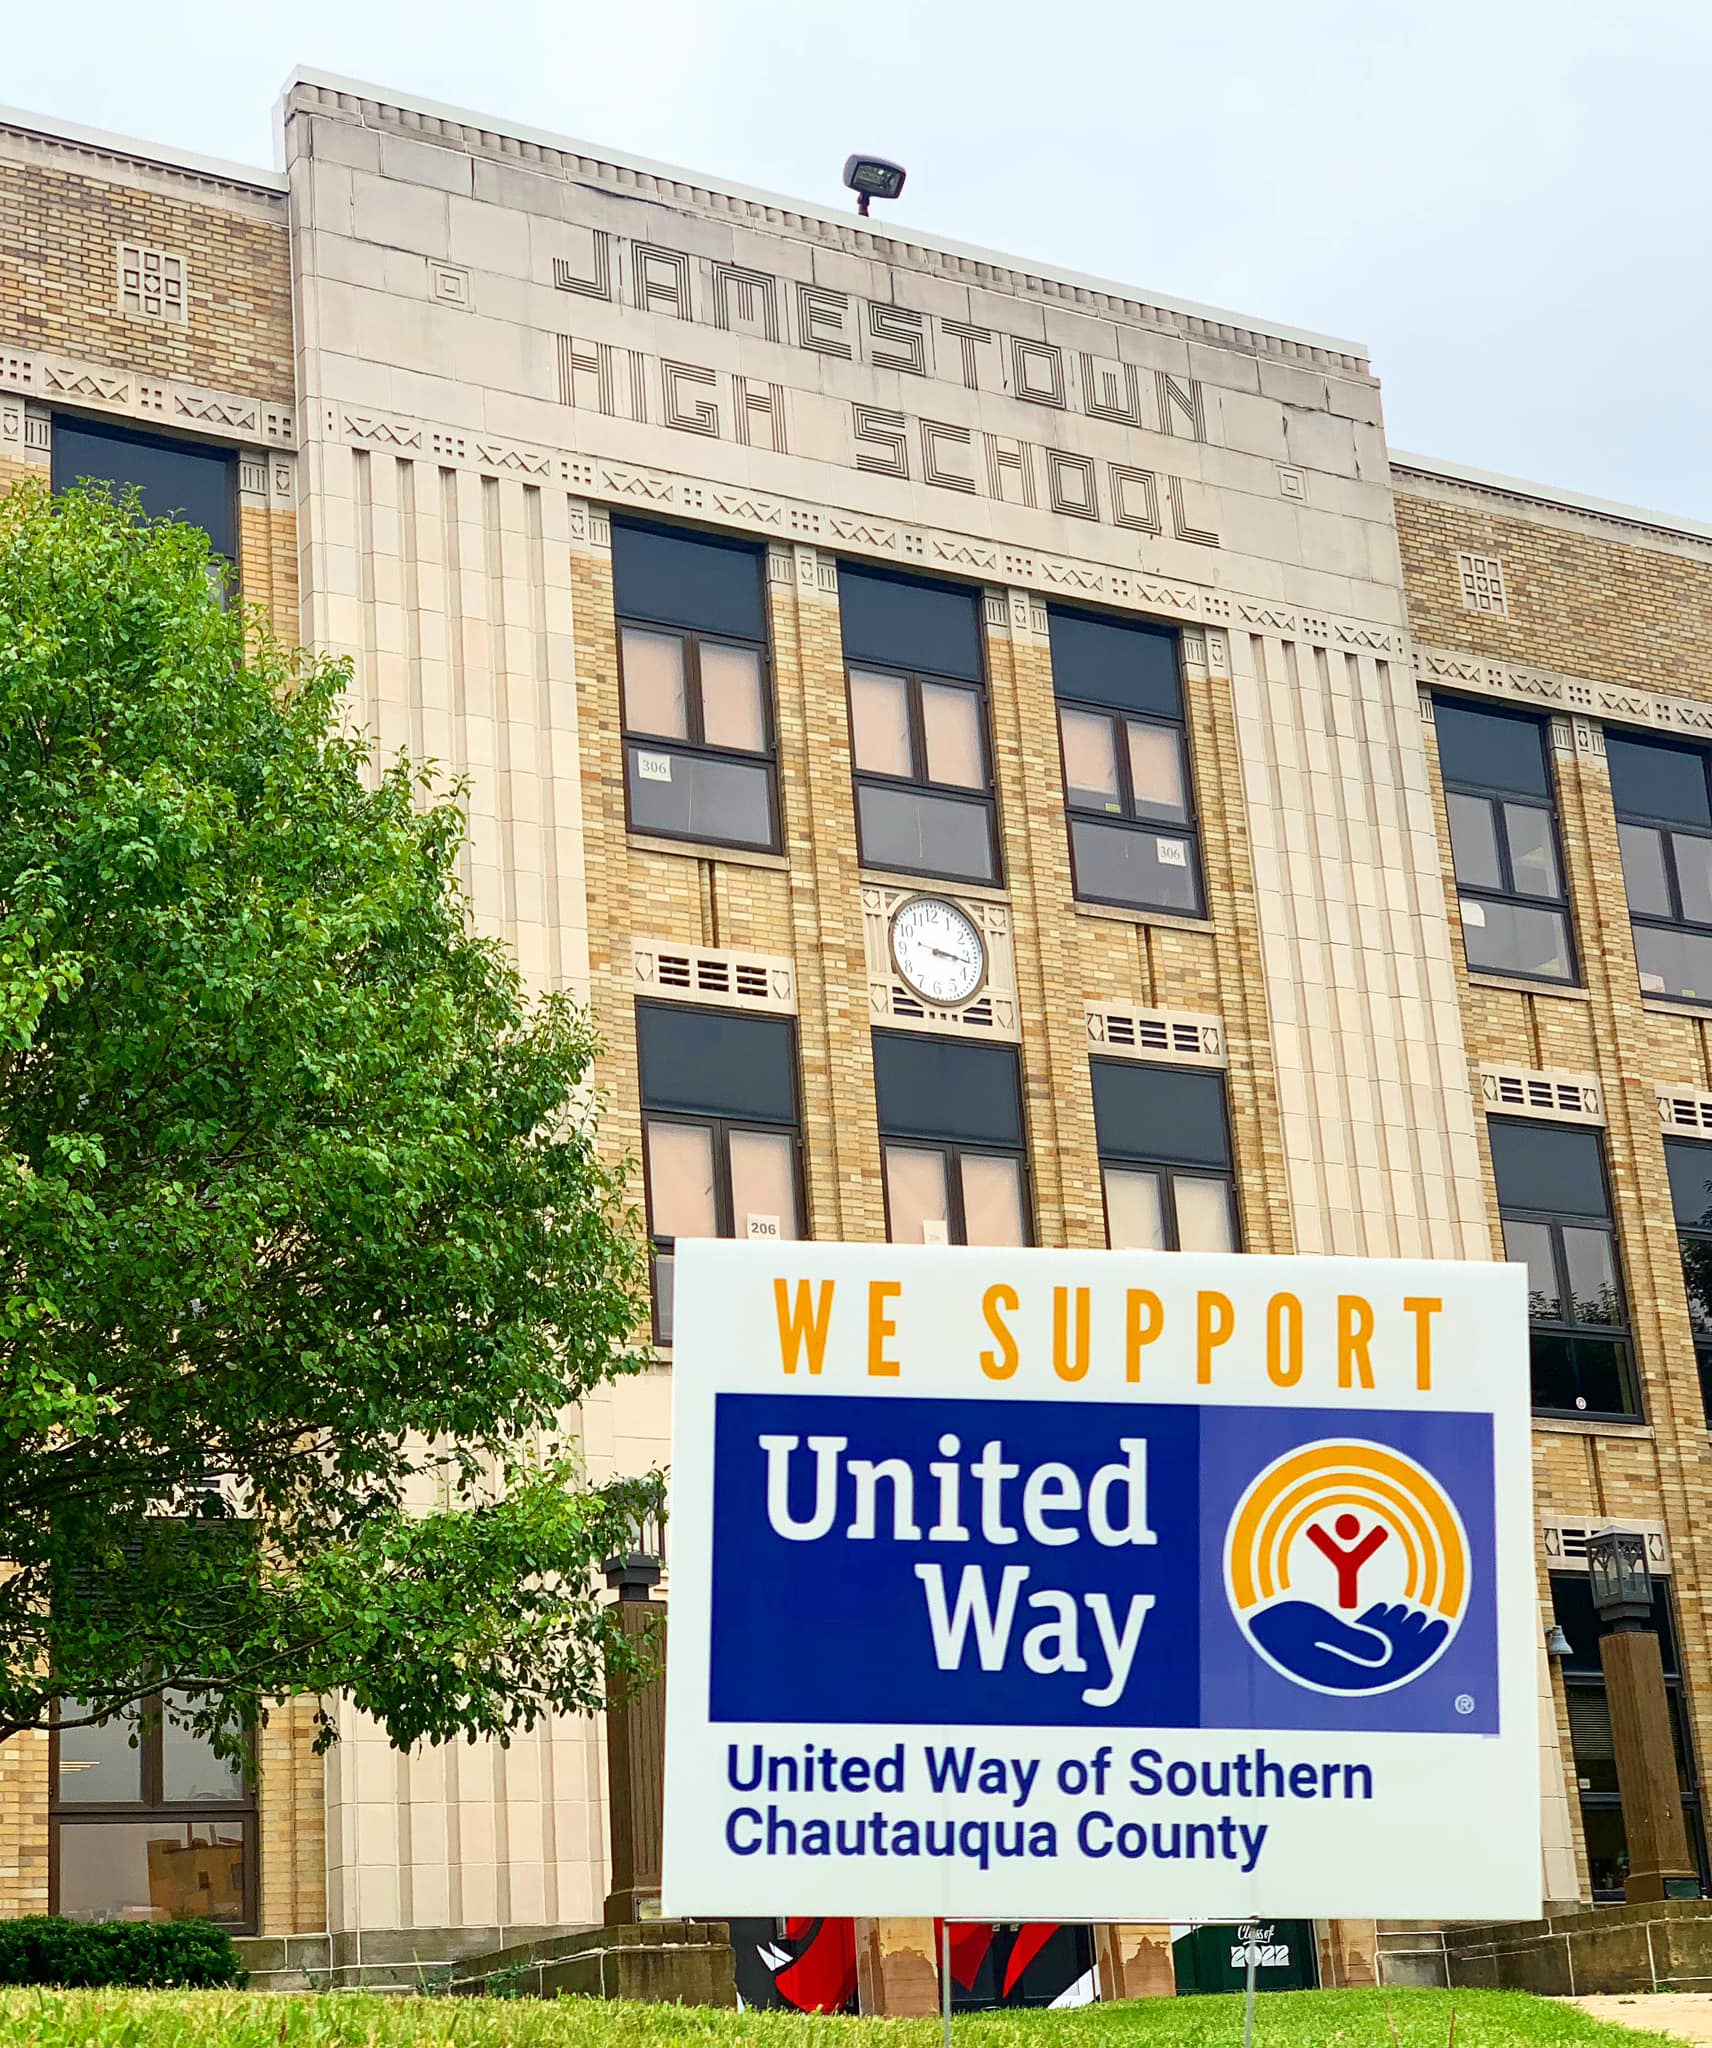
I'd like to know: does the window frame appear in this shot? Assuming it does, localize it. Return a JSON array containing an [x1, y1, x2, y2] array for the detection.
[[614, 523, 780, 856], [1090, 1056, 1239, 1251], [1050, 615, 1205, 920], [1608, 736, 1712, 1005], [872, 1030, 1032, 1247], [1492, 1119, 1639, 1423], [1435, 697, 1576, 986], [845, 663, 1001, 890], [636, 1003, 805, 1343], [1665, 1137, 1712, 1426], [50, 411, 239, 570], [49, 1696, 257, 1931]]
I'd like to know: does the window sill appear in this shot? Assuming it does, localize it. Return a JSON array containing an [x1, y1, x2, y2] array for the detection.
[[1642, 994, 1712, 1021], [1468, 972, 1589, 1002], [1073, 899, 1213, 937], [858, 867, 1010, 905], [627, 833, 791, 873], [1532, 1414, 1653, 1439]]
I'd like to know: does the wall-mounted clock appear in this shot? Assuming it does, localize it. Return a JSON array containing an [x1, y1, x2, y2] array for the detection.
[[888, 895, 987, 1008]]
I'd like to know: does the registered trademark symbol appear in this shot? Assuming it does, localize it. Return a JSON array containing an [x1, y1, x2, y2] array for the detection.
[[1454, 1693, 1475, 1715]]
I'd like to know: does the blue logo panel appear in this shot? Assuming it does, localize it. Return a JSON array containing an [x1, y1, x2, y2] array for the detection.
[[707, 1393, 1497, 1735]]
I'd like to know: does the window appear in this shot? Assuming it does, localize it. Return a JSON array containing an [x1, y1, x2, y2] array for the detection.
[[1049, 605, 1202, 917], [1435, 697, 1575, 983], [52, 1693, 254, 1926], [1666, 1140, 1712, 1425], [614, 519, 778, 852], [873, 1032, 1030, 1245], [1549, 1573, 1708, 1901], [1489, 1119, 1637, 1419], [637, 1003, 802, 1341], [840, 566, 998, 885], [52, 415, 236, 563], [1092, 1061, 1239, 1251], [1608, 733, 1712, 1004]]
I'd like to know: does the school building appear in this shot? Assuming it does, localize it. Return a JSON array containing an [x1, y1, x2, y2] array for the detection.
[[1, 65, 1711, 2005]]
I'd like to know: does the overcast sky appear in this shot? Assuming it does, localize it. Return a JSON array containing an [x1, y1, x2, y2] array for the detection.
[[13, 0, 1706, 519]]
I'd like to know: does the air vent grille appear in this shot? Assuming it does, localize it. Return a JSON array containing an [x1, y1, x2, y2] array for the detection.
[[1479, 1065, 1602, 1125], [1085, 1003, 1225, 1067], [632, 939, 795, 1015]]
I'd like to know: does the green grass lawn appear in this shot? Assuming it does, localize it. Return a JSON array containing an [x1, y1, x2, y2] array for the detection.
[[0, 1988, 1682, 2046]]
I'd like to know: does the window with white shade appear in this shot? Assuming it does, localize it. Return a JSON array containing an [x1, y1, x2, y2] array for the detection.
[[637, 1003, 803, 1341], [873, 1032, 1030, 1246], [1092, 1059, 1238, 1251]]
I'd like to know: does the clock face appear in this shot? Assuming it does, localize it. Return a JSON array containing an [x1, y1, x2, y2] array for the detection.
[[889, 896, 987, 1008]]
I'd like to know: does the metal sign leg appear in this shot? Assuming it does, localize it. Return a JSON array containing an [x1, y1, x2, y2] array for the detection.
[[941, 1918, 953, 2048], [1242, 1944, 1257, 2048]]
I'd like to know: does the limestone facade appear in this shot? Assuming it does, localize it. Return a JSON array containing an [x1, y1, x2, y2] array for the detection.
[[0, 64, 1702, 1991]]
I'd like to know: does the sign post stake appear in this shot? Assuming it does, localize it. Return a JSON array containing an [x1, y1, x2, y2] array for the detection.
[[940, 1917, 953, 2048], [1242, 1943, 1257, 2048]]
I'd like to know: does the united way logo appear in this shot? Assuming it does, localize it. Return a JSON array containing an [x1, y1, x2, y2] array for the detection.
[[1224, 1439, 1470, 1697]]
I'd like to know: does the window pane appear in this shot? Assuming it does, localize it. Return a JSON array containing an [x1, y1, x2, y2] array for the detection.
[[612, 520, 766, 640], [53, 419, 236, 560], [1666, 1141, 1712, 1231], [620, 627, 689, 739], [1617, 823, 1673, 919], [728, 1130, 801, 1241], [849, 669, 913, 777], [857, 783, 995, 882], [1434, 699, 1551, 797], [1460, 900, 1573, 982], [1489, 1120, 1610, 1218], [1070, 817, 1201, 914], [57, 1819, 248, 1924], [626, 744, 774, 850], [1580, 1805, 1629, 1900], [873, 1034, 1023, 1148], [1530, 1330, 1636, 1417], [1104, 1167, 1166, 1250], [1607, 733, 1712, 829], [1566, 1689, 1619, 1795], [1049, 608, 1181, 719], [637, 1006, 798, 1124], [1126, 722, 1189, 823], [1504, 804, 1562, 899], [1446, 793, 1502, 891], [1059, 708, 1122, 812], [1174, 1175, 1236, 1253], [1563, 1227, 1622, 1327], [1091, 1061, 1231, 1168], [885, 1145, 950, 1244], [698, 643, 768, 754], [653, 1252, 676, 1345], [1503, 1217, 1561, 1321], [959, 1153, 1027, 1247], [920, 682, 985, 789], [839, 566, 982, 681], [1634, 922, 1712, 1003], [645, 1121, 717, 1240], [160, 1693, 243, 1804], [1676, 833, 1712, 927], [56, 1704, 141, 1804]]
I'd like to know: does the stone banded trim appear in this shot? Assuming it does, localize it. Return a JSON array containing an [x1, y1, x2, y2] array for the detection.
[[1418, 644, 1712, 744], [632, 938, 795, 1015], [1657, 1083, 1712, 1138], [0, 106, 287, 210], [0, 347, 295, 449], [1480, 1063, 1603, 1126], [285, 76, 1368, 375], [1085, 1002, 1225, 1069], [1543, 1517, 1669, 1574], [333, 413, 1403, 656]]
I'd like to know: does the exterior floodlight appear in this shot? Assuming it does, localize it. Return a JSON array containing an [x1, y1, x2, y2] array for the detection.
[[1545, 1624, 1573, 1661], [843, 154, 906, 217]]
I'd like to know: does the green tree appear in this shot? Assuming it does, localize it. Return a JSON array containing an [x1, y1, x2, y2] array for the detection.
[[0, 480, 659, 1758]]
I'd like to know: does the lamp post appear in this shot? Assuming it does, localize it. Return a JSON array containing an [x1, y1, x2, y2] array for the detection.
[[602, 1518, 667, 1926], [1584, 1527, 1697, 1903]]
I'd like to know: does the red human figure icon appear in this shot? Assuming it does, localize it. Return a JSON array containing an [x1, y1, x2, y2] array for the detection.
[[1305, 1512, 1389, 1610]]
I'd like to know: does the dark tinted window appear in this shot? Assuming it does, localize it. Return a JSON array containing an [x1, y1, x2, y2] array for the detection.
[[1091, 1061, 1230, 1168], [53, 417, 236, 560], [1433, 700, 1551, 797], [1668, 1140, 1712, 1231], [839, 566, 982, 680], [1608, 735, 1712, 830], [1551, 1573, 1680, 1679], [612, 519, 766, 641], [873, 1034, 1023, 1147], [1488, 1119, 1610, 1218], [636, 1004, 797, 1123], [1048, 608, 1181, 720]]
